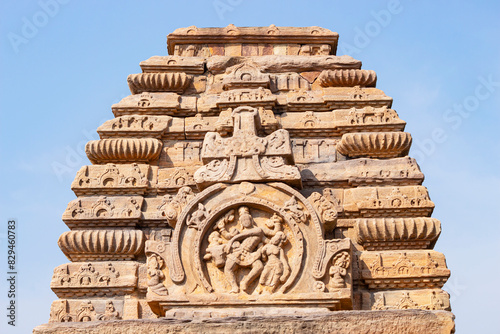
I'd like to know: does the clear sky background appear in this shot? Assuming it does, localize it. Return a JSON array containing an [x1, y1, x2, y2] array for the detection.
[[0, 1, 499, 333]]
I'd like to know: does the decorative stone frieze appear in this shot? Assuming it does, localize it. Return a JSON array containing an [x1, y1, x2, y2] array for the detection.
[[71, 163, 150, 195], [358, 251, 450, 289], [50, 262, 138, 298]]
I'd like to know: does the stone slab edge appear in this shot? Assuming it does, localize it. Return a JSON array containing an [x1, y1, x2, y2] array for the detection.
[[34, 310, 455, 334]]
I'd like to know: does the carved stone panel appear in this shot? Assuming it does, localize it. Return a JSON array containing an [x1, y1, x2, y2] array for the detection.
[[343, 186, 434, 218], [323, 87, 393, 109], [160, 140, 203, 168], [97, 116, 185, 139], [332, 107, 406, 133], [358, 251, 450, 289], [51, 262, 138, 298], [112, 93, 197, 117], [142, 186, 195, 228], [49, 299, 124, 323], [62, 196, 143, 228], [361, 289, 451, 311], [71, 164, 150, 196], [195, 106, 301, 188], [300, 157, 424, 187], [292, 138, 337, 163], [144, 182, 352, 315], [156, 166, 198, 191]]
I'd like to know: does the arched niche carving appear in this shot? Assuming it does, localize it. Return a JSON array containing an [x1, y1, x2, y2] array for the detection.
[[145, 182, 353, 314]]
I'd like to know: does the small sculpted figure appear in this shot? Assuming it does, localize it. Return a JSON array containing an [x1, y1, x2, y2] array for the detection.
[[259, 231, 290, 293], [147, 254, 168, 295], [224, 206, 265, 293]]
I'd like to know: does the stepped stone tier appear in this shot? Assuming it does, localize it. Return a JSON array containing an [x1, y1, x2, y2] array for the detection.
[[35, 25, 454, 334]]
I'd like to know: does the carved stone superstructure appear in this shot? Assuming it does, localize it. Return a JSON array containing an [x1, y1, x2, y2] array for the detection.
[[37, 25, 453, 333]]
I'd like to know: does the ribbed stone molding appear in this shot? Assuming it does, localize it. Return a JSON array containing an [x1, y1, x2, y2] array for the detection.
[[127, 72, 192, 94], [58, 230, 145, 261], [337, 132, 412, 158], [85, 138, 162, 164], [355, 218, 441, 250], [318, 69, 377, 87]]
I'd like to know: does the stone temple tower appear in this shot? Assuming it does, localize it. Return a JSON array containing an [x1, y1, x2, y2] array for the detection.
[[35, 26, 455, 333]]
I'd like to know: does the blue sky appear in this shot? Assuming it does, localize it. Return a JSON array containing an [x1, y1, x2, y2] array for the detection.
[[1, 0, 499, 332]]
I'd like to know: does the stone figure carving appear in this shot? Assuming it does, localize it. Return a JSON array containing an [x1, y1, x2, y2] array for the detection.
[[203, 207, 289, 294], [187, 203, 209, 230], [147, 254, 168, 296], [258, 231, 290, 293], [329, 251, 350, 288], [98, 301, 121, 321]]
